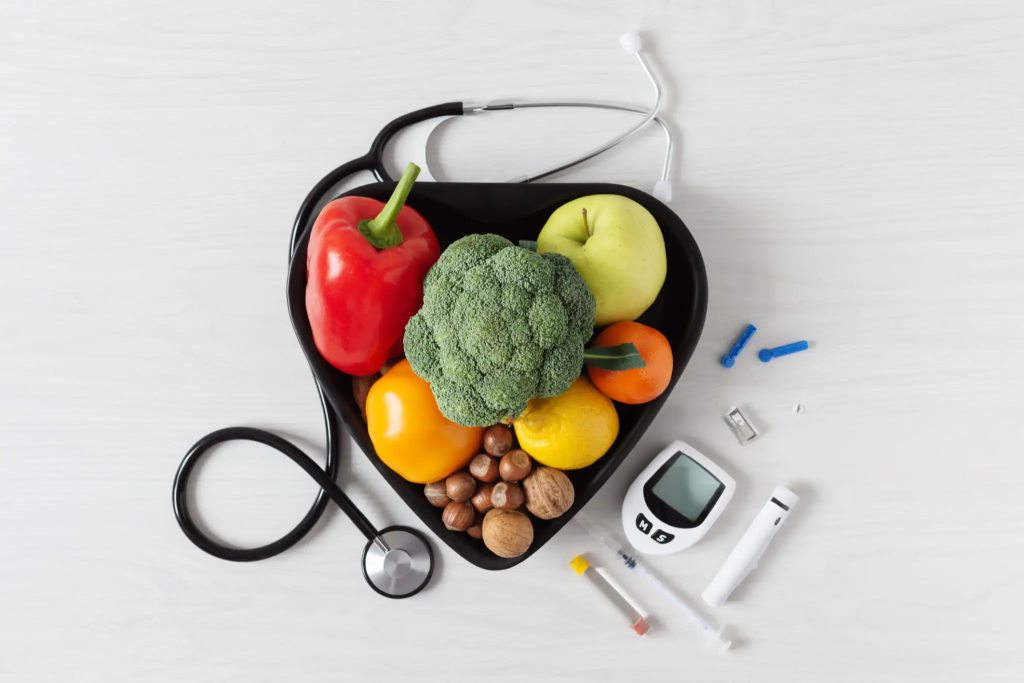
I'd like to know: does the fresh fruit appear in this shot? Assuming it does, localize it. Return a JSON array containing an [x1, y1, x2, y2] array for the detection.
[[537, 194, 666, 326], [587, 321, 673, 404], [482, 509, 534, 558], [513, 376, 619, 470], [365, 360, 482, 483]]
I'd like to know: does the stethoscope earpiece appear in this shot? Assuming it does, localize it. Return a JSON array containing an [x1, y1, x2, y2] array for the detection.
[[619, 31, 642, 54]]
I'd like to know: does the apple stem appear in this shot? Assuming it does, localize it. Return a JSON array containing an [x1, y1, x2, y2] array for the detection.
[[582, 207, 592, 238]]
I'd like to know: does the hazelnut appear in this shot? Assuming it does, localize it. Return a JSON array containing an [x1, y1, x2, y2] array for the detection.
[[499, 449, 532, 482], [424, 480, 450, 508], [482, 509, 534, 558], [483, 425, 514, 456], [523, 467, 575, 520], [471, 483, 494, 513], [491, 481, 524, 510], [352, 374, 379, 422], [468, 453, 500, 483], [467, 512, 483, 539], [445, 472, 476, 503], [442, 501, 474, 531]]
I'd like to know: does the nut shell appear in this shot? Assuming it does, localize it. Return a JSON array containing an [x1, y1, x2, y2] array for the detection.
[[499, 449, 532, 482], [424, 480, 450, 508], [483, 425, 514, 456], [471, 483, 494, 513], [523, 467, 575, 520], [352, 374, 379, 422], [468, 453, 500, 483], [482, 509, 534, 558], [490, 481, 524, 510], [442, 501, 475, 531], [445, 472, 476, 503]]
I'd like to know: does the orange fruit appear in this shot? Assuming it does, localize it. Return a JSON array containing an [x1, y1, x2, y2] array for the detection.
[[587, 322, 673, 404]]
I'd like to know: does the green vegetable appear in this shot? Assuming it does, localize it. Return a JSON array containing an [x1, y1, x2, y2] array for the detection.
[[404, 233, 596, 426], [582, 342, 645, 370]]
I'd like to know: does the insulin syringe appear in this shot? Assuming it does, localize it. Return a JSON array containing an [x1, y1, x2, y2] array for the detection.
[[576, 513, 732, 652]]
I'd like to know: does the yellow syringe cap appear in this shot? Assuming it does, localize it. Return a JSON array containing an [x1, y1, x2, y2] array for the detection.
[[569, 554, 590, 575]]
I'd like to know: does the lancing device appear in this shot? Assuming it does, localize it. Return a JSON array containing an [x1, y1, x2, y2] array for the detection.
[[702, 486, 799, 608]]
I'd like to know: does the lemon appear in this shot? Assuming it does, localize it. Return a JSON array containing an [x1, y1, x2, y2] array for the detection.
[[514, 376, 619, 470]]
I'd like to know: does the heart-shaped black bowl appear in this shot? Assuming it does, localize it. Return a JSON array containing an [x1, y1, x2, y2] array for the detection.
[[287, 181, 707, 569]]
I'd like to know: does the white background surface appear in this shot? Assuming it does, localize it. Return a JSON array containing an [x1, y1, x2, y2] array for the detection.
[[2, 1, 1023, 681]]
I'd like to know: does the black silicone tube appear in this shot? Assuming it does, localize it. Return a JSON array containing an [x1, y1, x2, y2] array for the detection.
[[172, 102, 464, 563], [171, 388, 378, 561]]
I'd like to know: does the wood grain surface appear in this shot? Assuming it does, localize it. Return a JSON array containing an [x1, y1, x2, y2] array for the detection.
[[2, 1, 1022, 681]]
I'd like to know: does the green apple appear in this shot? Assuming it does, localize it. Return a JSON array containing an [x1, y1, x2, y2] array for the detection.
[[537, 195, 666, 326]]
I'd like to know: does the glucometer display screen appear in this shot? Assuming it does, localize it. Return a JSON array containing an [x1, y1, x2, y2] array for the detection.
[[650, 454, 723, 524]]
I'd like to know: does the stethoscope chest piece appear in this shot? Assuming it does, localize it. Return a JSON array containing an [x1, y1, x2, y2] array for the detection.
[[173, 425, 436, 598], [362, 526, 435, 599]]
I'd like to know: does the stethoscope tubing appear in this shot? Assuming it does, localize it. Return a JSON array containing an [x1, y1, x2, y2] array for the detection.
[[174, 94, 670, 567], [498, 101, 674, 185], [289, 102, 466, 257], [173, 103, 465, 564], [172, 416, 377, 562]]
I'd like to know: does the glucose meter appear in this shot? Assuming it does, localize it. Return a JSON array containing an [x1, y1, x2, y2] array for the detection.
[[623, 441, 735, 555]]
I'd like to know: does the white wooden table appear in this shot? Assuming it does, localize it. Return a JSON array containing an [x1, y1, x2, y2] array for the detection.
[[2, 2, 1022, 680]]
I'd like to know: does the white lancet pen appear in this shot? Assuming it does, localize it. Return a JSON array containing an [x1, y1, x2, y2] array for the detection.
[[575, 512, 732, 652]]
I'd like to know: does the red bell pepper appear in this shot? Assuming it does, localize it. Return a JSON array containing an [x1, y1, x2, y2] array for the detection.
[[305, 163, 440, 375]]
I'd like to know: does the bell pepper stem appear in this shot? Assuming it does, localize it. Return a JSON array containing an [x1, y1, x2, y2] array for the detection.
[[359, 162, 420, 248]]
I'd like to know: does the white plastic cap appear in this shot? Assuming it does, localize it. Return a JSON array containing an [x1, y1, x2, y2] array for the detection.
[[702, 584, 727, 610], [652, 179, 672, 203], [772, 485, 800, 510], [706, 626, 733, 654], [619, 31, 642, 54]]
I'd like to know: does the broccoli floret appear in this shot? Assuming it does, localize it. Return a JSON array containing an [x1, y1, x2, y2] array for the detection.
[[404, 234, 595, 426]]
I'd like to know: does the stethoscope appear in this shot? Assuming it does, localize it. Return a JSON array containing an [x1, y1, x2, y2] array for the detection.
[[172, 32, 673, 598]]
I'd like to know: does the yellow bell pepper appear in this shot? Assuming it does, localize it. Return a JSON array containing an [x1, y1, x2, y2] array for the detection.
[[365, 360, 482, 484]]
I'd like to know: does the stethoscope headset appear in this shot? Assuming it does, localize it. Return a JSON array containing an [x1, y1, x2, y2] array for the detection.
[[172, 32, 675, 598]]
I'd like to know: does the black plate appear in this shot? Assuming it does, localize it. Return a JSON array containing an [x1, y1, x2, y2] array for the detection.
[[286, 181, 707, 570]]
